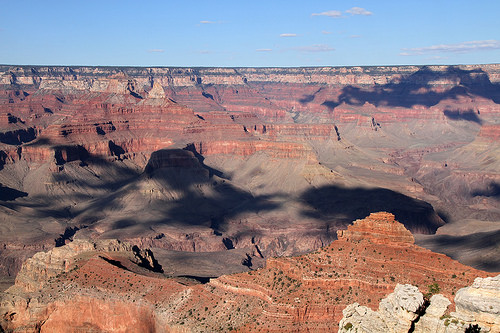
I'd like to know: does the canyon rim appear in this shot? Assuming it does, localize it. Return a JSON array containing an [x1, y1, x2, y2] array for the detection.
[[0, 64, 499, 332]]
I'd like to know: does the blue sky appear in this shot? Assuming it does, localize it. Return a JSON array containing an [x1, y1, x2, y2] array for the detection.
[[1, 0, 499, 67]]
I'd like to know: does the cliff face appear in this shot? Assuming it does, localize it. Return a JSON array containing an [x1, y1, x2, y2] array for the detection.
[[339, 274, 500, 333], [1, 212, 495, 332], [1, 64, 500, 287]]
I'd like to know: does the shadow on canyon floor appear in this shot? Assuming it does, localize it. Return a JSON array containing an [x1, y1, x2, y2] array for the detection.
[[1, 144, 447, 246], [472, 181, 500, 199], [443, 109, 483, 124], [1, 145, 283, 240], [0, 184, 28, 201], [313, 66, 500, 112], [299, 184, 444, 234], [417, 230, 500, 272]]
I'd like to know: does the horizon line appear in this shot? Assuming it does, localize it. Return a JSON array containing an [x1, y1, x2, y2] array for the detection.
[[1, 63, 500, 70]]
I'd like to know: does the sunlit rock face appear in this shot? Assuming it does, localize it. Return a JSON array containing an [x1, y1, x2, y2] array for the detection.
[[1, 213, 495, 332], [340, 274, 500, 333], [0, 64, 499, 294]]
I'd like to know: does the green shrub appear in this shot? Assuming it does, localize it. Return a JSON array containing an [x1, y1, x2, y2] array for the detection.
[[343, 322, 353, 330]]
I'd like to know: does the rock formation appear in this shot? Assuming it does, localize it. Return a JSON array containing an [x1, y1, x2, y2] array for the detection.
[[339, 274, 500, 333], [452, 275, 500, 332], [1, 63, 500, 291], [1, 212, 496, 332], [339, 284, 424, 333]]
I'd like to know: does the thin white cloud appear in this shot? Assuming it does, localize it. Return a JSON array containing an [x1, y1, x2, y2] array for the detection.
[[256, 48, 272, 52], [198, 50, 212, 54], [293, 44, 335, 53], [322, 30, 333, 35], [345, 7, 373, 16], [280, 33, 298, 37], [147, 49, 164, 53], [311, 10, 342, 18], [400, 40, 500, 55], [425, 55, 449, 61], [350, 35, 362, 38], [200, 20, 216, 24]]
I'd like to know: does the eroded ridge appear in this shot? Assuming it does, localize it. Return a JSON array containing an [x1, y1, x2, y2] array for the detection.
[[1, 212, 495, 332]]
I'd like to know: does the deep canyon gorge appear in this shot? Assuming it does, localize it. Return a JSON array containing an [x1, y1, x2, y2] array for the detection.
[[0, 64, 499, 332]]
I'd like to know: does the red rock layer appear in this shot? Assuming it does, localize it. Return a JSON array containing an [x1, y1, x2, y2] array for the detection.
[[1, 212, 495, 332], [192, 140, 315, 159], [478, 124, 500, 140]]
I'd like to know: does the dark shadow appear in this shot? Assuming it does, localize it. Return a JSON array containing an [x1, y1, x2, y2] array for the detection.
[[299, 94, 315, 104], [299, 88, 322, 104], [54, 145, 89, 166], [416, 230, 500, 272], [472, 182, 500, 198], [7, 113, 24, 124], [436, 209, 451, 224], [177, 275, 212, 284], [0, 151, 7, 171], [300, 185, 445, 234], [99, 256, 130, 271], [443, 109, 482, 124], [108, 140, 126, 160], [331, 66, 500, 110], [55, 226, 81, 247], [129, 91, 143, 99], [0, 127, 36, 145], [112, 219, 136, 229], [184, 143, 225, 178], [321, 100, 340, 110], [202, 91, 214, 100], [222, 237, 235, 250], [0, 145, 142, 230], [3, 144, 281, 238], [95, 126, 106, 135], [241, 254, 253, 268], [465, 324, 482, 333], [145, 149, 203, 175], [0, 183, 28, 201]]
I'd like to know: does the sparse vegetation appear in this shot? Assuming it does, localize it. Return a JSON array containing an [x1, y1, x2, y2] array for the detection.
[[425, 282, 440, 299]]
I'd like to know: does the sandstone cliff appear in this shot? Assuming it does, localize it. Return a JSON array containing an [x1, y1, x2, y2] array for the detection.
[[1, 212, 495, 332], [1, 63, 500, 290]]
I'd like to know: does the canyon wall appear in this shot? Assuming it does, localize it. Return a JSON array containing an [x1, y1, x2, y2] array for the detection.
[[0, 63, 499, 288], [1, 212, 496, 332]]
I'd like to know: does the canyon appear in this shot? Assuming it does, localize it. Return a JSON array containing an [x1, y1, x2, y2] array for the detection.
[[1, 212, 497, 332], [0, 64, 499, 330]]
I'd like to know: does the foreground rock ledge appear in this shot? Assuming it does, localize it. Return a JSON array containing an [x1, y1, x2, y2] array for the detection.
[[1, 212, 497, 332], [339, 275, 500, 333]]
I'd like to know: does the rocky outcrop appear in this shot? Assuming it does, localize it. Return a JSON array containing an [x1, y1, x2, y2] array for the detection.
[[12, 239, 160, 293], [2, 212, 495, 332], [340, 274, 500, 333], [413, 294, 452, 333], [453, 275, 500, 332], [337, 211, 416, 245], [339, 284, 424, 333]]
